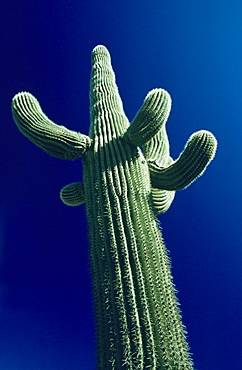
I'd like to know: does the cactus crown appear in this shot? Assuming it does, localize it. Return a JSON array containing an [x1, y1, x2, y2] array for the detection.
[[12, 45, 217, 213]]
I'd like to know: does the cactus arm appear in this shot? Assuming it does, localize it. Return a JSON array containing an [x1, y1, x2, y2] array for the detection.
[[60, 182, 85, 206], [123, 89, 171, 147], [12, 92, 91, 159], [142, 111, 176, 214], [148, 130, 217, 190], [144, 125, 171, 166], [151, 187, 175, 215]]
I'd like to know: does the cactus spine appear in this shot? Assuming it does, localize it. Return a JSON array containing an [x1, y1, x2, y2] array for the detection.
[[12, 45, 217, 369]]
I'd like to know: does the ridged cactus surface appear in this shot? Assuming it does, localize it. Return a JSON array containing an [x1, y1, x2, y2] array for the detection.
[[12, 45, 217, 369]]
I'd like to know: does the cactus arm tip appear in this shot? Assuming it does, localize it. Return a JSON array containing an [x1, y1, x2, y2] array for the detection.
[[123, 88, 171, 147]]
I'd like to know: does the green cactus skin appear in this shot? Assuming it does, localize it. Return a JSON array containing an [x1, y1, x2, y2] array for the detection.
[[12, 45, 217, 369]]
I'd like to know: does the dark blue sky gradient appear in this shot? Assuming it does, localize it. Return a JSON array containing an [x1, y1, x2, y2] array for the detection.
[[1, 1, 242, 369]]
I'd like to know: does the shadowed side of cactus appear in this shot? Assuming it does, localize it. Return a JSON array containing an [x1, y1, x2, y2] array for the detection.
[[12, 45, 217, 369]]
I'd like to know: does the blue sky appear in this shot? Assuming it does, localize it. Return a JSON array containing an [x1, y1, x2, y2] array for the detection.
[[1, 1, 242, 369]]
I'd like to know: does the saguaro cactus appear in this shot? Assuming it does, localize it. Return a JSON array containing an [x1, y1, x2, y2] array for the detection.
[[12, 45, 217, 369]]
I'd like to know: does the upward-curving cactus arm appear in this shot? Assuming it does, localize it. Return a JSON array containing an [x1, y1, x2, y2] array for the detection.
[[124, 88, 171, 147], [148, 129, 217, 190], [12, 92, 91, 160]]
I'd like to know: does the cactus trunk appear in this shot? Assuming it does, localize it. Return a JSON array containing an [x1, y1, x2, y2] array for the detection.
[[83, 46, 193, 369], [84, 142, 192, 369]]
